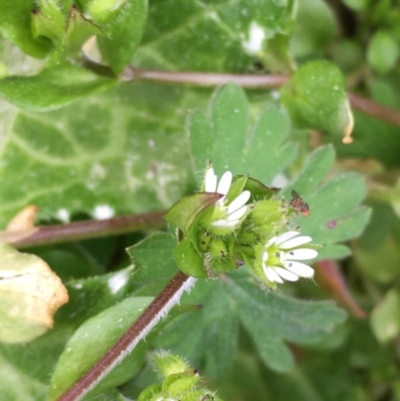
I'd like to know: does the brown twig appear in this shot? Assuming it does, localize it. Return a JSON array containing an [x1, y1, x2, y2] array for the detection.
[[0, 211, 166, 248]]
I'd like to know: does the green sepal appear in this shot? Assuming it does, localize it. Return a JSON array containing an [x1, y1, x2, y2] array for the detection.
[[211, 256, 237, 273], [151, 351, 190, 378], [209, 237, 237, 273], [250, 199, 287, 237], [243, 177, 280, 201], [97, 0, 147, 73], [174, 235, 208, 278], [225, 175, 248, 204], [87, 0, 128, 24], [137, 384, 162, 401], [162, 371, 199, 395], [31, 0, 65, 45], [242, 249, 277, 290], [0, 0, 53, 58], [165, 193, 222, 234], [64, 5, 104, 59]]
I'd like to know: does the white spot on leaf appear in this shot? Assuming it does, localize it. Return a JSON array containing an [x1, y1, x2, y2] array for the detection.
[[242, 22, 265, 54], [108, 270, 130, 294], [92, 205, 115, 220], [56, 208, 70, 223]]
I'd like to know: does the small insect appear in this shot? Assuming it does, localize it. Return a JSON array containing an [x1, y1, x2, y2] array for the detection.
[[290, 189, 310, 217]]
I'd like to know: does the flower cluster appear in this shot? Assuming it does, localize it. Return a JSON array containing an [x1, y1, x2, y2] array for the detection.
[[203, 167, 318, 286], [168, 165, 318, 286]]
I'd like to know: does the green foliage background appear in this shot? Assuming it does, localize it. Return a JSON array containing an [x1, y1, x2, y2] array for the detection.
[[1, 0, 400, 400]]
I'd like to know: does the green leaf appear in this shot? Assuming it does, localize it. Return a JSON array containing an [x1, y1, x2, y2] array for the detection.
[[59, 266, 135, 326], [0, 325, 72, 401], [0, 64, 115, 111], [49, 297, 153, 400], [133, 0, 295, 72], [224, 271, 347, 372], [0, 0, 53, 58], [283, 145, 335, 195], [126, 234, 178, 283], [370, 289, 400, 343], [97, 0, 147, 73], [156, 271, 346, 374], [0, 82, 197, 229], [188, 83, 296, 185], [155, 280, 238, 377], [281, 60, 353, 140], [284, 146, 370, 259], [367, 31, 400, 75]]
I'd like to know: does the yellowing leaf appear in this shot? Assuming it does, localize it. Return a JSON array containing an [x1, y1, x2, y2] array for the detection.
[[0, 244, 68, 343], [6, 205, 38, 232]]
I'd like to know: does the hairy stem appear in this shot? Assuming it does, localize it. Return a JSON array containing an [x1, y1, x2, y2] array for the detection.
[[56, 271, 197, 401], [0, 211, 166, 248]]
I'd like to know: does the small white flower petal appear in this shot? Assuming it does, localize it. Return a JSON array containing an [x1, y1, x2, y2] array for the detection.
[[227, 190, 251, 214], [227, 205, 247, 222], [265, 236, 278, 248], [211, 219, 238, 227], [284, 261, 314, 278], [263, 266, 283, 283], [274, 267, 299, 282], [279, 235, 312, 249], [217, 171, 233, 196], [275, 231, 300, 246], [262, 250, 269, 263], [286, 248, 318, 261], [205, 168, 217, 193]]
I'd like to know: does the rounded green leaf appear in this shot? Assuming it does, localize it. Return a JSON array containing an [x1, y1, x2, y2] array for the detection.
[[281, 60, 354, 141], [367, 30, 400, 75]]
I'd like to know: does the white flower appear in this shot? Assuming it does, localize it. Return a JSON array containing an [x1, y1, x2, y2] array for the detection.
[[261, 231, 318, 284], [204, 167, 250, 228]]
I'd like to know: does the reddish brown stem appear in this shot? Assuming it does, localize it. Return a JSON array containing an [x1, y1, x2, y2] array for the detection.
[[0, 211, 166, 248], [122, 68, 289, 88], [347, 92, 400, 127]]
